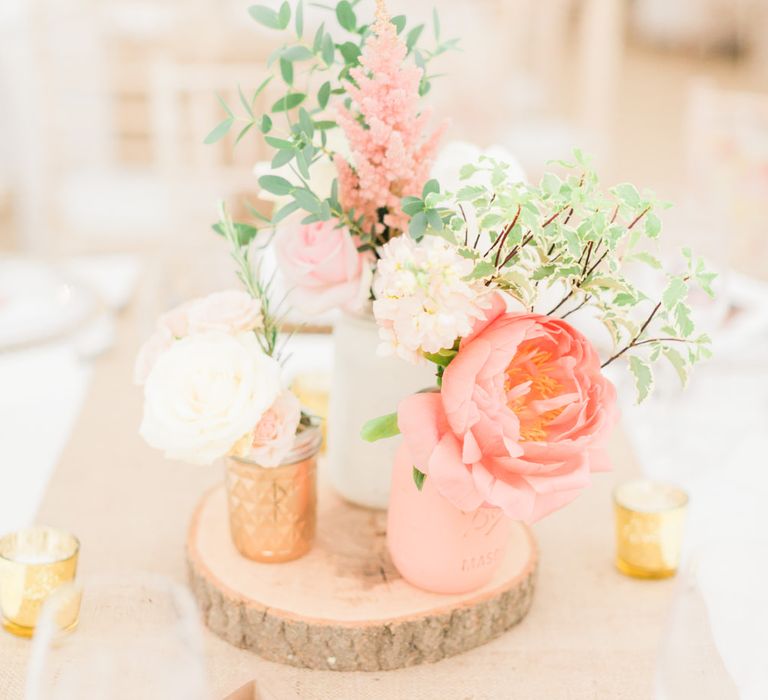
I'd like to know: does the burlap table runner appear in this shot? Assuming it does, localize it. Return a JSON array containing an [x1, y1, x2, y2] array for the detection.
[[0, 296, 672, 699]]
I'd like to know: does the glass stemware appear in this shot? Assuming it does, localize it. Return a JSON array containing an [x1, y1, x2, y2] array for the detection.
[[26, 573, 210, 700]]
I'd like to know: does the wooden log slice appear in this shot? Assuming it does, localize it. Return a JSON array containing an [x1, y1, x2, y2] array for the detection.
[[187, 484, 538, 672]]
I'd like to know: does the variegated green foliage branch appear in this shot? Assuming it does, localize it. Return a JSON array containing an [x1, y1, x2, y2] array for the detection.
[[400, 150, 714, 401]]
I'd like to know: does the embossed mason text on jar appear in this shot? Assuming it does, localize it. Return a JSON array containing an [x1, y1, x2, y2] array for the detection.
[[387, 443, 513, 594]]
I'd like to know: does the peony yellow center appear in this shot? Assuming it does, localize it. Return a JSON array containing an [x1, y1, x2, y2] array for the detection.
[[505, 343, 565, 442]]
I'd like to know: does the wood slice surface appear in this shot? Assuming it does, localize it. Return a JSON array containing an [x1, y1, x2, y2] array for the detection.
[[187, 484, 538, 672]]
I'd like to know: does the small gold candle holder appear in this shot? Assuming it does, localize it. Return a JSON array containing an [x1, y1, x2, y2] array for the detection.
[[614, 480, 688, 579], [0, 526, 80, 637], [225, 424, 322, 563], [290, 372, 329, 453]]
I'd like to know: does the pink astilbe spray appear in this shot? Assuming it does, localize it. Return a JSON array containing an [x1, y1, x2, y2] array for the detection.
[[334, 0, 448, 236]]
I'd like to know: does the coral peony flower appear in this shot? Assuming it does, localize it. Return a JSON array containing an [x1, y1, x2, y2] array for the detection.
[[139, 331, 281, 465], [232, 391, 302, 468], [397, 294, 618, 523], [274, 217, 372, 314], [372, 235, 490, 363]]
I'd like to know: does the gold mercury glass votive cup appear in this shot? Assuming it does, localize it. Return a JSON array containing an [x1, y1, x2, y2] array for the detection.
[[614, 480, 689, 579], [225, 424, 322, 563], [0, 526, 80, 637]]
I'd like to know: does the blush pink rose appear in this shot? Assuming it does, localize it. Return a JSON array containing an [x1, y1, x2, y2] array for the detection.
[[246, 391, 302, 467], [274, 218, 372, 314], [185, 290, 262, 334], [133, 290, 262, 385], [397, 293, 618, 523]]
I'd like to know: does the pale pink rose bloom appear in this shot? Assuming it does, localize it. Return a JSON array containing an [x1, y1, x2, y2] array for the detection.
[[158, 302, 193, 338], [397, 293, 618, 523], [185, 290, 262, 334], [133, 291, 262, 385], [275, 218, 372, 314], [247, 391, 302, 468]]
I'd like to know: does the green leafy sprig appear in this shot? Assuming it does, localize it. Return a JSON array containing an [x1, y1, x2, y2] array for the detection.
[[207, 0, 458, 250], [216, 201, 291, 360], [400, 150, 714, 402]]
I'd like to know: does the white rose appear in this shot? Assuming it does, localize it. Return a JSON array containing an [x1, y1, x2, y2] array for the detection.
[[139, 331, 281, 465]]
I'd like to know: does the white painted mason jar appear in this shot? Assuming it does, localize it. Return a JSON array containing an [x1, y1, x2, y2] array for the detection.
[[327, 310, 434, 509]]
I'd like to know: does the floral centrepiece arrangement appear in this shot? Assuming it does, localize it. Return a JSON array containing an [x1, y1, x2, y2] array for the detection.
[[136, 208, 321, 562], [200, 0, 714, 590], [361, 153, 713, 592]]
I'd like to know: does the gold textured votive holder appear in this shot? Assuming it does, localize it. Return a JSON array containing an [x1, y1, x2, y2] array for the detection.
[[614, 480, 688, 579], [225, 424, 322, 563], [0, 526, 79, 637]]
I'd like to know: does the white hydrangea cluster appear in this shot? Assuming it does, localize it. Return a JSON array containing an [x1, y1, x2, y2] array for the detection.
[[372, 235, 490, 363]]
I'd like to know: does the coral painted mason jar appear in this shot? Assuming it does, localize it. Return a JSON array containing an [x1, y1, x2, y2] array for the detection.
[[387, 442, 512, 594]]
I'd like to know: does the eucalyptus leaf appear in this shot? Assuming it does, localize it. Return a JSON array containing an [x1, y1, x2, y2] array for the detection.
[[271, 92, 306, 112], [391, 14, 406, 33], [279, 57, 293, 84], [321, 33, 335, 65], [295, 0, 304, 37], [271, 148, 294, 168], [203, 118, 233, 144], [339, 42, 361, 64], [235, 122, 255, 145], [277, 1, 291, 28], [313, 23, 325, 53], [258, 175, 294, 196], [336, 0, 356, 31], [271, 200, 301, 224], [248, 5, 282, 29], [318, 81, 331, 109], [406, 25, 424, 53], [281, 45, 314, 61], [293, 188, 321, 213]]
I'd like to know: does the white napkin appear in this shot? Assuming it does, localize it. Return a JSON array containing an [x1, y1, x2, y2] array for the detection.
[[0, 255, 140, 536]]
